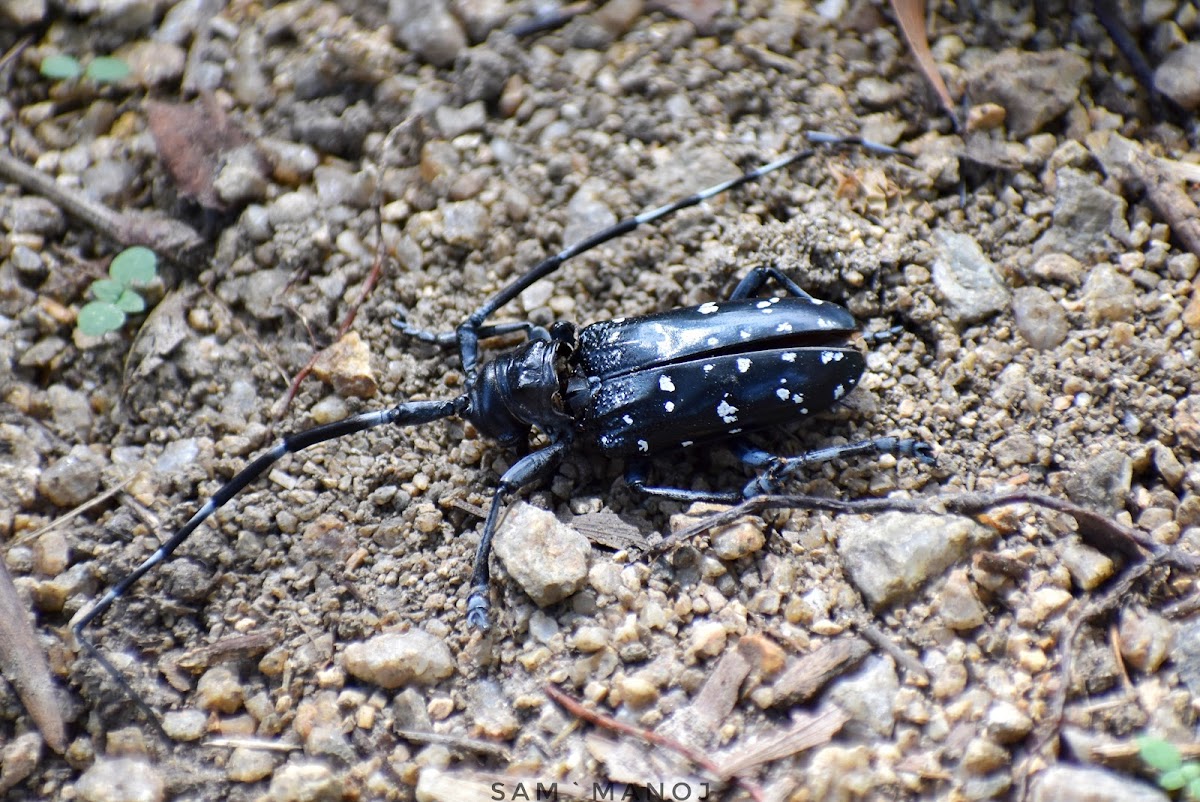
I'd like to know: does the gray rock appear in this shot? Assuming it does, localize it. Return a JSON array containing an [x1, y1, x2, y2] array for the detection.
[[37, 445, 100, 507], [389, 0, 466, 67], [494, 502, 591, 607], [836, 512, 996, 609], [155, 438, 199, 475], [1082, 264, 1137, 325], [214, 148, 269, 206], [1030, 765, 1167, 802], [931, 231, 1010, 326], [826, 655, 898, 738], [343, 631, 454, 688], [1035, 169, 1129, 262], [985, 701, 1033, 744], [0, 0, 46, 25], [936, 569, 988, 630], [1154, 43, 1200, 110], [1012, 286, 1069, 350], [1063, 450, 1131, 514], [969, 49, 1090, 137], [75, 758, 164, 802], [6, 197, 64, 237], [121, 40, 186, 87], [47, 384, 93, 439], [17, 337, 66, 369], [263, 763, 342, 802], [1117, 608, 1174, 673], [1060, 541, 1115, 591], [161, 709, 207, 742], [434, 101, 487, 139]]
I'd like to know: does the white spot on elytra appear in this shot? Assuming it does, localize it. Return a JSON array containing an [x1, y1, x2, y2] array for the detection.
[[782, 352, 797, 362], [698, 302, 719, 314], [659, 375, 675, 392], [756, 300, 772, 309], [776, 322, 793, 333], [664, 401, 675, 412], [707, 337, 719, 346], [623, 414, 633, 425], [737, 358, 752, 373], [638, 439, 649, 453], [612, 317, 626, 324], [703, 364, 715, 373], [729, 428, 743, 434], [739, 329, 751, 339], [818, 317, 834, 329], [776, 388, 790, 400], [681, 440, 693, 447], [821, 351, 844, 364], [770, 297, 780, 303], [834, 384, 846, 400], [717, 398, 739, 423]]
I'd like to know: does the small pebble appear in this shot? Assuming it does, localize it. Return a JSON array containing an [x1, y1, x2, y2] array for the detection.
[[686, 620, 727, 660], [1153, 42, 1200, 110], [936, 569, 988, 630], [161, 709, 207, 742], [1060, 541, 1114, 591], [312, 332, 378, 399], [264, 763, 341, 802], [37, 446, 100, 508], [343, 631, 454, 688], [196, 666, 245, 714], [986, 701, 1033, 744], [389, 0, 466, 67], [226, 747, 278, 783], [1012, 286, 1069, 350], [493, 502, 590, 607], [75, 758, 164, 802], [0, 733, 42, 795], [931, 231, 1010, 326], [1118, 608, 1174, 673]]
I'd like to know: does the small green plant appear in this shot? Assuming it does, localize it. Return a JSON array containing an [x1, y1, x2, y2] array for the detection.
[[77, 247, 158, 336], [1140, 736, 1200, 800], [39, 54, 131, 84]]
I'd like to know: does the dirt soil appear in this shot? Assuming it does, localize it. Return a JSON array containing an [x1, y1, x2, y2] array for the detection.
[[2, 1, 1199, 800]]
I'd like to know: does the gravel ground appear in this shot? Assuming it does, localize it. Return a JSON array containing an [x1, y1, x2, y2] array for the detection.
[[2, 1, 1200, 800]]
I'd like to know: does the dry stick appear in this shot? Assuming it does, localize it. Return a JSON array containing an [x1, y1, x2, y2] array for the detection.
[[0, 149, 204, 259], [274, 179, 387, 419], [393, 728, 512, 760], [11, 475, 135, 548], [544, 684, 766, 802], [1017, 559, 1156, 801], [0, 561, 67, 753], [648, 490, 1197, 571], [0, 34, 32, 76]]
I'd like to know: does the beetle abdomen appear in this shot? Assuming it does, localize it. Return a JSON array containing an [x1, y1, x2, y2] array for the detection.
[[580, 346, 865, 457]]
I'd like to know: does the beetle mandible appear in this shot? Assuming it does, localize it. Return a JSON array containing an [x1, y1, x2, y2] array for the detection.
[[73, 132, 934, 721]]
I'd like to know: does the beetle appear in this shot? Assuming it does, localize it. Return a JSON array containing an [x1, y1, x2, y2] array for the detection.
[[72, 132, 934, 723]]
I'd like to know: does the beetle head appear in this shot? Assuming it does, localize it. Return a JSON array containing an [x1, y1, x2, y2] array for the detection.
[[467, 338, 574, 447]]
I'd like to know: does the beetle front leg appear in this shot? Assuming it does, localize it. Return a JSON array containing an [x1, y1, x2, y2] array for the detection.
[[467, 439, 571, 629], [737, 438, 936, 497]]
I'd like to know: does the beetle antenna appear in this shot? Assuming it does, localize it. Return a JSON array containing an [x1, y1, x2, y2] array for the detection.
[[454, 131, 907, 376], [74, 398, 464, 732]]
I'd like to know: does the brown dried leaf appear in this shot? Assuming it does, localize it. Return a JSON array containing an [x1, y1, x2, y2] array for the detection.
[[0, 562, 66, 753], [146, 95, 251, 211], [890, 0, 958, 127]]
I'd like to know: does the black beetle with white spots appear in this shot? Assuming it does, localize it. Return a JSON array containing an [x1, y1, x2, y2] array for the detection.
[[72, 132, 935, 729]]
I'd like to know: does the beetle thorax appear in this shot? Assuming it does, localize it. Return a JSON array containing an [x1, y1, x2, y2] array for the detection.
[[467, 339, 574, 447]]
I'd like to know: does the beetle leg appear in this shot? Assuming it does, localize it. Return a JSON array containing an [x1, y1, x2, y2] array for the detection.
[[727, 265, 814, 301], [624, 459, 742, 504], [861, 325, 905, 347], [740, 437, 936, 497], [468, 439, 572, 629], [72, 398, 465, 734]]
